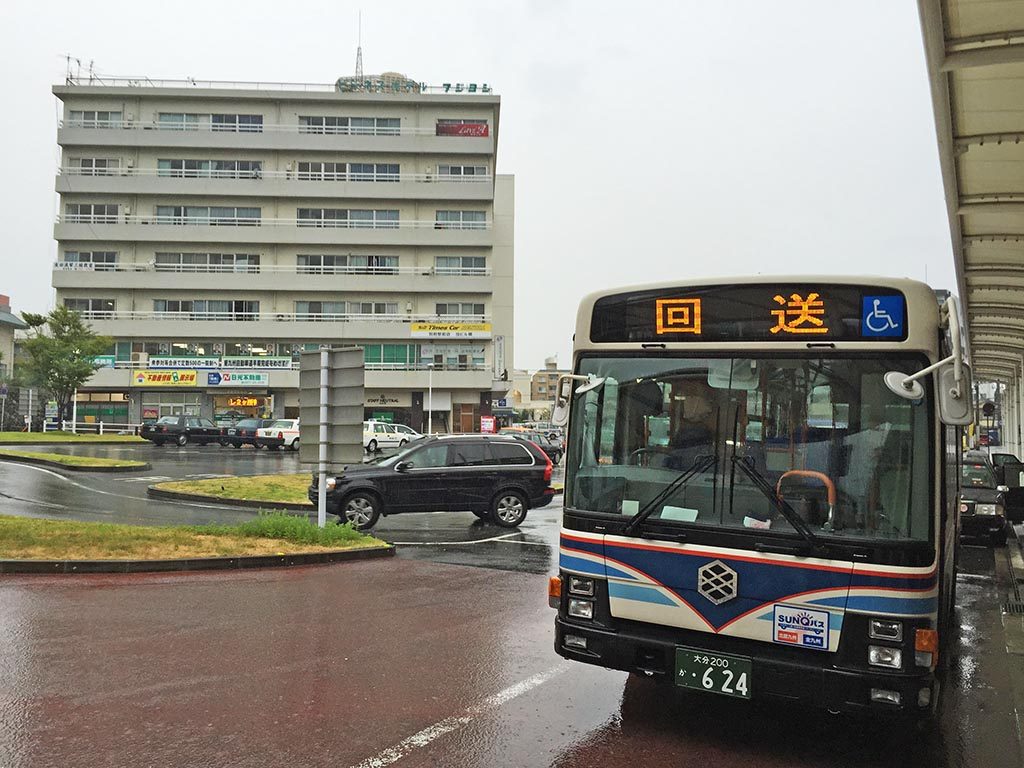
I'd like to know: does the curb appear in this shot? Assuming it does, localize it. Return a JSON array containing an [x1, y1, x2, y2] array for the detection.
[[147, 485, 313, 510], [0, 454, 151, 473], [0, 544, 395, 575], [0, 439, 146, 446], [148, 483, 564, 510]]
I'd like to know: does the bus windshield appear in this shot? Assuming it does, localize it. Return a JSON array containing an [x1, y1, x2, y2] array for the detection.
[[565, 355, 932, 542]]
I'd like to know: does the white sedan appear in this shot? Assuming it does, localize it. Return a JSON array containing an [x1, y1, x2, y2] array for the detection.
[[256, 419, 300, 451]]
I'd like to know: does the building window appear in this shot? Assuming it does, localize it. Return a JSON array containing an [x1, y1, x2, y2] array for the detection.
[[297, 161, 347, 181], [434, 256, 486, 275], [154, 253, 260, 273], [155, 206, 261, 226], [348, 302, 399, 316], [363, 344, 419, 367], [438, 164, 488, 177], [435, 210, 486, 230], [68, 110, 122, 128], [64, 203, 118, 223], [61, 251, 118, 270], [70, 158, 121, 176], [349, 163, 400, 182], [212, 114, 263, 133], [157, 159, 262, 179], [295, 301, 346, 320], [153, 299, 259, 320], [64, 298, 115, 318], [435, 119, 489, 137], [296, 208, 399, 228], [436, 302, 485, 316], [298, 116, 400, 135]]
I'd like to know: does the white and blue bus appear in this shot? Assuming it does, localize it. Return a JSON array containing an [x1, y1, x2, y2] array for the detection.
[[549, 277, 972, 717]]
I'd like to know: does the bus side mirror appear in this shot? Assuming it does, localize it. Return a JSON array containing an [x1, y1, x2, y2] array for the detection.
[[938, 362, 973, 426], [551, 375, 606, 427]]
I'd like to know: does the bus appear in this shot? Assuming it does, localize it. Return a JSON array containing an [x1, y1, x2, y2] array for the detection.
[[548, 276, 972, 718]]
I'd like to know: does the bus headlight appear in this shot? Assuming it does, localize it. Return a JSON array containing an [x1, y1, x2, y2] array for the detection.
[[868, 645, 903, 669], [568, 599, 594, 620], [568, 576, 595, 597], [975, 503, 1000, 516], [868, 619, 903, 642]]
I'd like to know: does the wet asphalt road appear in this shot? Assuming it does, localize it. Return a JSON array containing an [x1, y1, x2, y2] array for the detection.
[[0, 445, 1022, 767]]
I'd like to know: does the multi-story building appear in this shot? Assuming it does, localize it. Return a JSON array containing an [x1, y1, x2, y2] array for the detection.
[[0, 295, 27, 379], [52, 73, 513, 432], [530, 357, 569, 402]]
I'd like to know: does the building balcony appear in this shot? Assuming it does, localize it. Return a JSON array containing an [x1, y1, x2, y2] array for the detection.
[[56, 168, 495, 202], [52, 262, 493, 293], [54, 216, 494, 247], [78, 312, 493, 341], [56, 122, 494, 156]]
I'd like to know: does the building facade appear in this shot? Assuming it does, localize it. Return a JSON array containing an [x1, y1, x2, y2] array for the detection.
[[0, 295, 27, 380], [530, 356, 569, 402], [52, 74, 513, 431]]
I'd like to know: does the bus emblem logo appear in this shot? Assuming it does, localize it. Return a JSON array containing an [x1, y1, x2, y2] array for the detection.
[[655, 298, 702, 335], [698, 560, 737, 605]]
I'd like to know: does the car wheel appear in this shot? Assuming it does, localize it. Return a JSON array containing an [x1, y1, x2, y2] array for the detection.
[[399, 438, 408, 447], [231, 442, 241, 449], [367, 439, 378, 453], [176, 433, 188, 447], [291, 438, 300, 452], [491, 490, 528, 528], [340, 491, 381, 530], [991, 528, 1008, 547], [153, 440, 164, 447]]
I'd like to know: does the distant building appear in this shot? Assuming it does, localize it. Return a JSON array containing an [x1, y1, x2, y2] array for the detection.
[[531, 356, 569, 402], [0, 295, 27, 379], [52, 71, 512, 431]]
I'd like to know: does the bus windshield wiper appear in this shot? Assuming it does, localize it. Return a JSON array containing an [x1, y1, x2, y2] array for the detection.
[[729, 456, 821, 552], [623, 455, 717, 536]]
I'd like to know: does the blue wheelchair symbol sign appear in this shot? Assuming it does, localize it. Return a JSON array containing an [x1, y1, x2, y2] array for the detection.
[[861, 296, 904, 338]]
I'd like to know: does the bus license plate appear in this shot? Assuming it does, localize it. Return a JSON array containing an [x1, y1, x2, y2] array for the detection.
[[675, 647, 752, 699]]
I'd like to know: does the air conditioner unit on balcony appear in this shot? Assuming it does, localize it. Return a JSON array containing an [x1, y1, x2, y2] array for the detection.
[[123, 205, 131, 216], [131, 352, 148, 365], [405, 302, 413, 312], [126, 158, 134, 168]]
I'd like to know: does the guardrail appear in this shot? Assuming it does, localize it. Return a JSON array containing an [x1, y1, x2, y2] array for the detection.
[[45, 420, 141, 435], [53, 261, 490, 276], [59, 166, 492, 184], [55, 215, 491, 230]]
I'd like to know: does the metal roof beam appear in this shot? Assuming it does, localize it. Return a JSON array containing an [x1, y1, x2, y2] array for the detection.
[[943, 33, 1024, 70]]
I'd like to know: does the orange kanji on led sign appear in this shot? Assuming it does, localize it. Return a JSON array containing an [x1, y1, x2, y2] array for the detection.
[[655, 298, 702, 335], [770, 292, 828, 335]]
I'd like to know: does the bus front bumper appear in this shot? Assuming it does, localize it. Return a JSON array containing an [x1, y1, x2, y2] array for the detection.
[[554, 617, 936, 716]]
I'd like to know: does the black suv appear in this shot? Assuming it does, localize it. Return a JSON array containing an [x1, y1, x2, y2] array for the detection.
[[308, 434, 555, 530], [960, 451, 1008, 545]]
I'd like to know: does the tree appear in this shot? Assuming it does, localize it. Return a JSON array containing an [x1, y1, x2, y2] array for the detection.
[[20, 306, 112, 423]]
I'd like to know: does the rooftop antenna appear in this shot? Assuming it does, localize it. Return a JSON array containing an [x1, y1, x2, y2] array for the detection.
[[354, 11, 364, 79]]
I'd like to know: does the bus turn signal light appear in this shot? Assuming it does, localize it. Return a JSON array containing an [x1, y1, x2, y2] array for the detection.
[[548, 576, 562, 609], [915, 628, 938, 653]]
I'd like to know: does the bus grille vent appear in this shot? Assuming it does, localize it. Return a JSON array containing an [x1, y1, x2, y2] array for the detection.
[[1004, 601, 1024, 615]]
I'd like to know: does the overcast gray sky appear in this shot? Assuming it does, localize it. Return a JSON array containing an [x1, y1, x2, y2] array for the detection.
[[0, 0, 954, 370]]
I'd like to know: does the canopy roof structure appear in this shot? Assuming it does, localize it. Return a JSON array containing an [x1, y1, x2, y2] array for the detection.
[[918, 0, 1024, 384]]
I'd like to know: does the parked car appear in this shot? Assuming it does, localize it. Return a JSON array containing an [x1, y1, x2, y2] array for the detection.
[[363, 420, 421, 452], [960, 451, 1008, 545], [516, 431, 563, 465], [214, 410, 248, 426], [140, 415, 223, 447], [221, 418, 277, 448], [309, 434, 555, 530], [256, 419, 301, 451]]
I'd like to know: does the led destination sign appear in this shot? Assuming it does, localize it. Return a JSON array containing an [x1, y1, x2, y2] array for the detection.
[[590, 285, 908, 344]]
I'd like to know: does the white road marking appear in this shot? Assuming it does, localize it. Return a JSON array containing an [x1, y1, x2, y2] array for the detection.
[[121, 476, 173, 483], [349, 665, 567, 768], [3, 463, 255, 511], [390, 532, 525, 546]]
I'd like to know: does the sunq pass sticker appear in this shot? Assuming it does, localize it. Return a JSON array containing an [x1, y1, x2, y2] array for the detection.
[[773, 605, 830, 650]]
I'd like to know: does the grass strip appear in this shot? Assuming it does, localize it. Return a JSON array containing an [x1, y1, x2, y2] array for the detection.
[[0, 512, 385, 560], [156, 474, 312, 505], [0, 431, 145, 444], [0, 449, 148, 468]]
